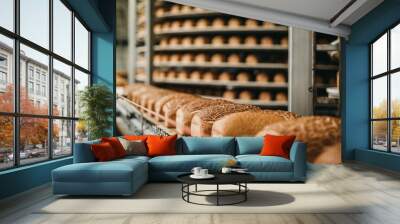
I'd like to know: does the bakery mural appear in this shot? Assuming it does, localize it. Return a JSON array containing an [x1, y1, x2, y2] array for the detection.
[[116, 1, 341, 164]]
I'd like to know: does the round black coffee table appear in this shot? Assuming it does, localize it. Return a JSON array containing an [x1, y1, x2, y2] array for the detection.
[[177, 173, 255, 206]]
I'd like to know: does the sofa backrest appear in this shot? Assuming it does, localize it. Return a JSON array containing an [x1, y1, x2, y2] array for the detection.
[[235, 137, 263, 155], [177, 137, 236, 155], [73, 139, 100, 163]]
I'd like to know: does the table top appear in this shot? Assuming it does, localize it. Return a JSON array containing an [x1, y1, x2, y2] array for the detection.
[[177, 172, 255, 185]]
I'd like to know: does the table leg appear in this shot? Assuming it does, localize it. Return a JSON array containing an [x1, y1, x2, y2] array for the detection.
[[216, 184, 219, 206], [245, 183, 247, 201]]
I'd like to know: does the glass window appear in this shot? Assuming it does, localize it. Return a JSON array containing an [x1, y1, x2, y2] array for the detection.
[[391, 24, 400, 70], [372, 121, 388, 151], [53, 0, 72, 60], [0, 116, 14, 169], [0, 0, 14, 31], [74, 69, 89, 118], [391, 72, 400, 118], [19, 117, 49, 165], [75, 120, 88, 143], [20, 44, 49, 115], [53, 119, 72, 157], [0, 35, 14, 113], [372, 76, 387, 119], [391, 120, 400, 153], [372, 34, 387, 76], [20, 0, 49, 49], [74, 18, 89, 70], [53, 59, 72, 117]]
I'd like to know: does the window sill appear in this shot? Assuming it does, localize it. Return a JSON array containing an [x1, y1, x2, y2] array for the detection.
[[0, 156, 72, 176]]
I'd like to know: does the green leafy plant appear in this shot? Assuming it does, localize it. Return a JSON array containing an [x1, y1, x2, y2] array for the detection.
[[79, 84, 114, 140]]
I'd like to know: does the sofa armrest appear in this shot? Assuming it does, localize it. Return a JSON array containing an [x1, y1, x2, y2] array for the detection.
[[289, 141, 307, 181], [73, 140, 100, 163]]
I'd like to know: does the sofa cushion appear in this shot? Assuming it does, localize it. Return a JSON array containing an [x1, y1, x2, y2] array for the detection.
[[147, 135, 177, 157], [149, 154, 235, 172], [178, 137, 235, 155], [235, 137, 263, 155], [91, 142, 118, 161], [236, 155, 293, 172], [73, 139, 100, 163]]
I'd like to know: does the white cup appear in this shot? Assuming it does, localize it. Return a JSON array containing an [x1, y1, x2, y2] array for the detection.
[[191, 167, 202, 176], [221, 167, 232, 174], [200, 169, 208, 176]]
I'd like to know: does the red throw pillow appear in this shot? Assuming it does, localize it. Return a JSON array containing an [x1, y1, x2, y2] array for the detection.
[[146, 135, 177, 157], [260, 134, 296, 159], [124, 135, 149, 141], [101, 137, 126, 158], [91, 142, 117, 161]]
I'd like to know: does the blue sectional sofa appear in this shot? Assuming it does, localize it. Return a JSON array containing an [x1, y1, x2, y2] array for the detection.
[[52, 137, 307, 196]]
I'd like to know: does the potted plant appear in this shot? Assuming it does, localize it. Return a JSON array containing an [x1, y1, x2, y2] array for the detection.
[[79, 84, 114, 140]]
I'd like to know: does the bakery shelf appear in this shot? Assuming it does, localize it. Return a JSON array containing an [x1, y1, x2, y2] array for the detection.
[[201, 95, 288, 107], [155, 27, 288, 36], [316, 44, 338, 51], [156, 11, 221, 20], [154, 45, 288, 52], [137, 46, 146, 53], [153, 79, 288, 89], [154, 62, 288, 69]]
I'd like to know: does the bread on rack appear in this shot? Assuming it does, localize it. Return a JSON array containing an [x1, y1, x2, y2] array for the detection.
[[273, 72, 286, 83], [260, 37, 274, 46], [227, 53, 240, 64], [169, 4, 181, 14], [227, 18, 241, 28], [154, 93, 190, 121], [256, 72, 269, 82], [259, 91, 272, 101], [237, 72, 250, 82], [169, 54, 180, 63], [160, 54, 169, 62], [169, 37, 180, 46], [238, 90, 253, 100], [180, 5, 193, 13], [181, 53, 193, 63], [280, 37, 288, 46], [218, 71, 232, 81], [212, 18, 225, 28], [161, 22, 171, 32], [166, 70, 177, 80], [154, 54, 162, 63], [182, 19, 194, 29], [177, 71, 189, 80], [195, 53, 208, 63], [196, 18, 209, 28], [257, 116, 341, 164], [155, 8, 164, 17], [176, 98, 233, 135], [245, 54, 258, 64], [191, 104, 260, 136], [181, 36, 192, 46], [203, 71, 215, 81], [189, 70, 202, 80], [244, 36, 257, 45], [275, 92, 288, 102], [194, 36, 207, 45], [223, 90, 236, 99], [154, 24, 162, 33], [212, 110, 299, 137], [170, 20, 181, 30], [163, 96, 199, 128], [159, 38, 169, 47], [211, 53, 225, 64], [245, 19, 258, 28], [211, 35, 225, 45], [262, 21, 275, 28], [228, 36, 241, 45]]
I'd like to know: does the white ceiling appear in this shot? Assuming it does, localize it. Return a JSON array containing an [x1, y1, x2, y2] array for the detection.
[[168, 0, 384, 37]]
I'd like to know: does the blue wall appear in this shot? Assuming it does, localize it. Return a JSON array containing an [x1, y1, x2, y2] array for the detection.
[[343, 0, 400, 170], [0, 0, 116, 200]]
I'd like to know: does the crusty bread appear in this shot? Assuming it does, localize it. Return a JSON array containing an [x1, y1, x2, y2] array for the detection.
[[182, 19, 194, 29], [176, 99, 233, 135], [256, 72, 269, 82], [211, 35, 225, 45], [181, 53, 193, 63], [259, 91, 272, 101], [275, 92, 288, 102], [191, 104, 260, 136], [169, 37, 180, 46], [257, 116, 341, 164], [181, 5, 193, 13], [227, 54, 240, 64], [245, 54, 258, 64], [155, 8, 164, 17], [163, 96, 198, 128], [154, 24, 162, 33], [177, 71, 188, 80], [228, 36, 241, 45], [260, 37, 273, 46], [245, 19, 258, 28], [195, 53, 208, 63], [159, 38, 169, 47], [273, 72, 286, 83], [161, 22, 171, 32], [244, 36, 257, 45], [155, 93, 192, 121], [166, 70, 177, 80], [196, 18, 208, 28], [218, 72, 232, 81], [170, 21, 181, 30], [169, 4, 181, 14], [223, 90, 236, 99], [262, 21, 275, 28], [181, 36, 192, 46], [280, 37, 288, 46], [237, 72, 250, 82], [212, 18, 225, 28], [239, 90, 252, 100], [194, 36, 207, 45], [227, 18, 241, 27], [212, 110, 299, 136], [169, 54, 180, 62], [189, 71, 202, 80], [203, 71, 215, 81], [211, 54, 225, 64]]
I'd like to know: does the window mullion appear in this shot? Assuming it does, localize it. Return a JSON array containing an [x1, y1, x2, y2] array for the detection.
[[71, 10, 76, 155], [388, 30, 391, 152]]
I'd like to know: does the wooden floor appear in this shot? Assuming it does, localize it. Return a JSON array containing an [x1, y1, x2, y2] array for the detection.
[[1, 162, 400, 224]]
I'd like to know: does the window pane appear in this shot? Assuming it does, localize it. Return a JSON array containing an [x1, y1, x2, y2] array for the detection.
[[75, 120, 88, 143], [53, 119, 72, 157], [74, 69, 89, 118], [20, 44, 49, 115], [391, 24, 400, 70], [372, 121, 388, 151], [372, 33, 387, 76], [75, 18, 89, 70], [391, 120, 400, 153], [0, 116, 13, 170], [53, 59, 72, 117], [20, 117, 49, 165], [391, 72, 400, 118], [0, 0, 14, 31], [53, 0, 72, 60], [20, 0, 49, 49], [372, 76, 387, 119], [0, 35, 14, 112]]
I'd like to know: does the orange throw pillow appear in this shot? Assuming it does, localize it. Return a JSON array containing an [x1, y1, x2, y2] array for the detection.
[[101, 137, 127, 158], [124, 135, 149, 141], [146, 135, 177, 157], [260, 134, 296, 159], [91, 142, 117, 161]]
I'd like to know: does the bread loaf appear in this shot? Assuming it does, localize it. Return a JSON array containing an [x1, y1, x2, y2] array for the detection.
[[181, 5, 193, 13], [194, 36, 207, 45], [196, 18, 208, 28], [237, 72, 250, 82], [256, 72, 269, 82], [181, 53, 193, 63], [154, 93, 192, 121], [176, 99, 233, 135], [159, 38, 169, 47], [228, 36, 241, 45], [275, 92, 288, 102], [169, 54, 180, 62], [170, 21, 181, 30], [280, 37, 288, 46], [244, 36, 257, 45], [170, 4, 181, 14], [195, 53, 208, 63], [273, 72, 286, 83], [262, 21, 275, 28], [160, 54, 169, 62], [257, 116, 341, 164], [245, 19, 258, 28], [203, 71, 215, 81], [189, 71, 202, 80], [211, 35, 225, 45], [212, 110, 298, 136], [218, 72, 232, 81], [166, 70, 177, 80], [177, 71, 188, 80], [212, 18, 225, 28], [261, 37, 273, 46], [145, 90, 176, 116], [154, 24, 162, 33], [211, 54, 225, 64], [259, 91, 272, 101], [245, 54, 258, 64], [181, 36, 192, 46], [161, 22, 171, 32], [182, 19, 194, 29], [169, 37, 180, 46], [227, 18, 241, 28], [155, 8, 164, 17], [154, 54, 162, 63], [163, 96, 198, 128], [227, 54, 240, 64], [191, 104, 260, 136], [223, 90, 236, 99], [239, 90, 252, 100]]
